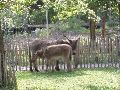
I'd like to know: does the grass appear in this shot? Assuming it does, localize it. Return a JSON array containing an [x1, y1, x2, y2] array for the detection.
[[16, 67, 120, 90]]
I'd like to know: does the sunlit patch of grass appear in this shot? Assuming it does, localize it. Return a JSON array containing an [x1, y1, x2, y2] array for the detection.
[[16, 67, 120, 90]]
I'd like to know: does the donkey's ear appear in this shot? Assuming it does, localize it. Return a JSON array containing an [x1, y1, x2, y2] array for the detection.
[[63, 34, 66, 37], [63, 34, 72, 42], [63, 34, 69, 39], [68, 39, 72, 43], [76, 36, 80, 41]]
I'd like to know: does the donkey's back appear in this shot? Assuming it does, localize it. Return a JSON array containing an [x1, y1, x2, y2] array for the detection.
[[44, 44, 72, 59]]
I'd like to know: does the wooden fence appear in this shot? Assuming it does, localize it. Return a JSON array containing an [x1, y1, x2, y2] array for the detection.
[[4, 34, 120, 71], [0, 51, 17, 89]]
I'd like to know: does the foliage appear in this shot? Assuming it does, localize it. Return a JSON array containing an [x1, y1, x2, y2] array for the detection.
[[29, 9, 46, 24], [36, 28, 51, 37], [0, 0, 119, 30], [53, 16, 90, 33], [16, 67, 120, 90], [86, 0, 118, 20], [50, 0, 100, 22]]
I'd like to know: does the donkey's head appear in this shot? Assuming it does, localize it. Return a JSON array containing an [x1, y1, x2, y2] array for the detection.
[[63, 34, 80, 55], [35, 49, 44, 59]]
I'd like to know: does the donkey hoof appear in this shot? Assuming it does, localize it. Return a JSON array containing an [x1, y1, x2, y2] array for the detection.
[[57, 68, 60, 71], [30, 69, 33, 72], [68, 69, 72, 72], [55, 66, 60, 71], [35, 69, 39, 72], [45, 70, 48, 72]]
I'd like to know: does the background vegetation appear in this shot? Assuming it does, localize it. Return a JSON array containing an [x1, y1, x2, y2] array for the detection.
[[0, 0, 119, 32]]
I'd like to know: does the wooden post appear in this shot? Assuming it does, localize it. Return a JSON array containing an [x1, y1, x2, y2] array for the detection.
[[90, 19, 96, 41], [46, 9, 49, 38], [102, 16, 106, 38]]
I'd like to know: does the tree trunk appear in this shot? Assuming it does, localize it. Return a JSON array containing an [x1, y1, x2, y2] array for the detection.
[[102, 16, 106, 38], [118, 3, 120, 29], [90, 19, 96, 40], [0, 20, 6, 86]]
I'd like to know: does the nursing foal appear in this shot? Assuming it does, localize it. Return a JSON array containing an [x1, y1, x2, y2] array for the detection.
[[31, 44, 72, 72], [29, 36, 79, 72]]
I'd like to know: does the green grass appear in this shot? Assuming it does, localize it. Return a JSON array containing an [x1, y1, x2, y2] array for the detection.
[[16, 67, 120, 90]]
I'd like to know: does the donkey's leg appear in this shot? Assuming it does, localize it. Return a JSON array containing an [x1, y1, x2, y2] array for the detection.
[[30, 59, 33, 72], [67, 62, 71, 72], [42, 58, 44, 70], [67, 50, 72, 72], [45, 59, 49, 71], [29, 53, 34, 71], [55, 60, 60, 71], [74, 55, 79, 69], [34, 60, 39, 72], [63, 58, 67, 71], [50, 59, 54, 71], [32, 54, 39, 72], [66, 59, 72, 72], [51, 59, 55, 72]]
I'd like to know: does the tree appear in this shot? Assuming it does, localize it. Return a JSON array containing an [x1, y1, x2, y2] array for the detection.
[[118, 1, 120, 30], [0, 1, 7, 86], [86, 0, 118, 40], [0, 19, 6, 87], [0, 0, 36, 88]]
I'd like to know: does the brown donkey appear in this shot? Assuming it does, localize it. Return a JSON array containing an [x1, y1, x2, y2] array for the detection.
[[31, 44, 72, 72], [29, 36, 79, 71]]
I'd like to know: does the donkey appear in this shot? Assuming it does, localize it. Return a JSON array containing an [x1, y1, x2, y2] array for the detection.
[[31, 44, 72, 72], [29, 35, 79, 72]]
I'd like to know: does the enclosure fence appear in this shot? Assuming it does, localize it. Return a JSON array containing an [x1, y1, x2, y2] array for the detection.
[[4, 34, 120, 71], [0, 51, 17, 89]]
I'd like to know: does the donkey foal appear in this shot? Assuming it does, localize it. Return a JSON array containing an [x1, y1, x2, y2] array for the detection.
[[32, 44, 72, 72]]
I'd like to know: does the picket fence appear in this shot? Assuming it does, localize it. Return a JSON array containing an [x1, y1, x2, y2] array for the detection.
[[4, 34, 120, 71]]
